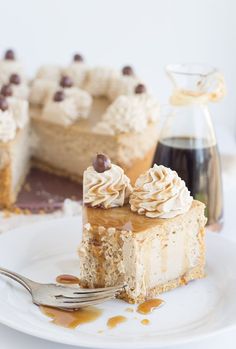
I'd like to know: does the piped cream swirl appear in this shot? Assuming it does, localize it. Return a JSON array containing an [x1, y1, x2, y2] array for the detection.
[[83, 67, 119, 97], [107, 75, 141, 101], [84, 164, 132, 208], [0, 59, 25, 85], [95, 94, 159, 135], [62, 62, 87, 87], [129, 164, 193, 218], [41, 88, 92, 126]]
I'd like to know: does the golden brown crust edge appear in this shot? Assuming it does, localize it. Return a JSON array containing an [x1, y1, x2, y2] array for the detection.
[[0, 164, 30, 209], [0, 162, 12, 208]]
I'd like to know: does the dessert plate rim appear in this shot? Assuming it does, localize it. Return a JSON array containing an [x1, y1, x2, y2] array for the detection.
[[0, 216, 235, 348]]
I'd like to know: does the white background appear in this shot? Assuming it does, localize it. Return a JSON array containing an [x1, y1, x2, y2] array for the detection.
[[0, 0, 235, 151]]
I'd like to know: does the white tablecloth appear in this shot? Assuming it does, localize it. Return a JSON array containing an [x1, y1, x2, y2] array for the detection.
[[1, 161, 236, 349]]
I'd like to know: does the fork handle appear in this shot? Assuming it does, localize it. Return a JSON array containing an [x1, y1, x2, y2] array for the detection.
[[0, 267, 37, 294]]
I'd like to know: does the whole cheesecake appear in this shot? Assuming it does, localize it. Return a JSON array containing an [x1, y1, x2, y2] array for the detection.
[[0, 50, 160, 207], [30, 96, 158, 184], [79, 155, 207, 303], [30, 62, 160, 185]]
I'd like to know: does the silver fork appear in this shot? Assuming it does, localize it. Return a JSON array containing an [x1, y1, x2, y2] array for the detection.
[[0, 267, 125, 310]]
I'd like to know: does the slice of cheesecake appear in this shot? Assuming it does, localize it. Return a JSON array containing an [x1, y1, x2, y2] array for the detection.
[[79, 156, 207, 303], [80, 202, 206, 303]]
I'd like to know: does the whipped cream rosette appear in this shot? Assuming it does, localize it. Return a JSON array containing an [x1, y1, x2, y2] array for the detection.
[[29, 78, 58, 106], [0, 96, 29, 143], [84, 154, 133, 208], [41, 88, 92, 126], [130, 164, 193, 218], [137, 93, 160, 123], [7, 73, 29, 100], [62, 63, 87, 88], [10, 81, 29, 100], [95, 92, 159, 135], [107, 74, 141, 101], [0, 49, 25, 86], [0, 75, 29, 101]]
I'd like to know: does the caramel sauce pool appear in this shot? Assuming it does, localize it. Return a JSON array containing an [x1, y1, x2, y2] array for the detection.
[[56, 274, 80, 285], [107, 315, 127, 329], [40, 306, 102, 329], [137, 299, 164, 314]]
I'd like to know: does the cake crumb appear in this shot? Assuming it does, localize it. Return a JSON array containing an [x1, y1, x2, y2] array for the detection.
[[141, 319, 150, 326], [125, 307, 134, 313]]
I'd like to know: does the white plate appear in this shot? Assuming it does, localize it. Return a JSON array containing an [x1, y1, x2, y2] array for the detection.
[[0, 217, 235, 349]]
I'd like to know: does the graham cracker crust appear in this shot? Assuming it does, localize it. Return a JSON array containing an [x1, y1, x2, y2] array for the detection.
[[0, 162, 12, 208], [0, 164, 30, 209]]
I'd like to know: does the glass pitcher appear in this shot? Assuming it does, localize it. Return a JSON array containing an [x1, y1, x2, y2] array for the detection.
[[153, 64, 226, 231]]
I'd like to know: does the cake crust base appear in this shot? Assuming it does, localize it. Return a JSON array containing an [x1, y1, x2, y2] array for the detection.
[[0, 162, 12, 208]]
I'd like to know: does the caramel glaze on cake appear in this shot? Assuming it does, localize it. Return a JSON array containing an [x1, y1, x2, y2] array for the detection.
[[79, 200, 206, 303]]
